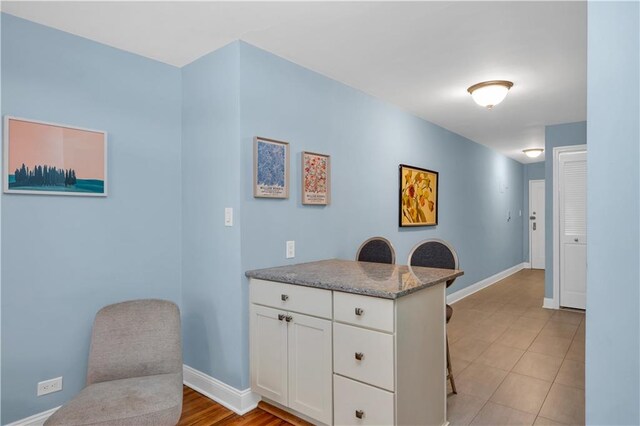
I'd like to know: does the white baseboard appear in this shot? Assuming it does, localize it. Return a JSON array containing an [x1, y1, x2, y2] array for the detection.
[[543, 297, 559, 309], [523, 262, 531, 268], [5, 406, 60, 426], [446, 262, 528, 304], [183, 365, 260, 415], [6, 366, 258, 426]]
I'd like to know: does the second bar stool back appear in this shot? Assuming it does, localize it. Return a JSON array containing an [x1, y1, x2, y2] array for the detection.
[[408, 238, 459, 394]]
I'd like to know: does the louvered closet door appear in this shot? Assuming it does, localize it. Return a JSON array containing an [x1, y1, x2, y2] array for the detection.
[[559, 150, 587, 309]]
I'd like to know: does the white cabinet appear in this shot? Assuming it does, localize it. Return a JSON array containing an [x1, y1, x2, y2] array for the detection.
[[288, 314, 333, 424], [334, 374, 394, 426], [333, 322, 395, 391], [250, 282, 332, 425], [250, 305, 288, 405], [250, 278, 446, 426]]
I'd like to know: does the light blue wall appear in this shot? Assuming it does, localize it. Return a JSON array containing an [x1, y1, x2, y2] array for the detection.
[[543, 122, 587, 298], [522, 161, 545, 262], [239, 42, 524, 290], [178, 41, 526, 391], [1, 14, 182, 424], [586, 2, 639, 424], [1, 16, 530, 420], [181, 42, 246, 389], [238, 42, 525, 387]]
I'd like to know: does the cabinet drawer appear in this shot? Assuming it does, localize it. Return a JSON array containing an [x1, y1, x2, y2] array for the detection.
[[250, 279, 332, 319], [333, 323, 394, 391], [334, 374, 394, 426], [334, 292, 394, 333]]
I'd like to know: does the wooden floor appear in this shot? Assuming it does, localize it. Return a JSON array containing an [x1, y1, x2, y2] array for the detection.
[[178, 386, 294, 426]]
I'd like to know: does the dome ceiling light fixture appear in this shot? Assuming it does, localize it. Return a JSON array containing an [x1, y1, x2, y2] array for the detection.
[[467, 80, 514, 109], [523, 148, 544, 158]]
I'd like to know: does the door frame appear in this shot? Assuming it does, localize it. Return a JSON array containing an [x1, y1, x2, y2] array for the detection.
[[529, 179, 545, 268], [549, 144, 588, 309]]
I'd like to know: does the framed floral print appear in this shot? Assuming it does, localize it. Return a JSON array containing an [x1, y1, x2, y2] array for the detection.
[[253, 137, 290, 199], [302, 151, 330, 205], [399, 164, 438, 226]]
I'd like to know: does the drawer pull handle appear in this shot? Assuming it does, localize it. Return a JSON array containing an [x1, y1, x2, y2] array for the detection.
[[355, 410, 365, 419], [355, 352, 364, 361], [285, 315, 293, 323], [355, 307, 364, 316], [278, 314, 285, 321], [281, 294, 289, 301]]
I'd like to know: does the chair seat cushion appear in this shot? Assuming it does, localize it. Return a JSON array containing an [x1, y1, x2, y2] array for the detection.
[[446, 304, 453, 323], [45, 373, 182, 426]]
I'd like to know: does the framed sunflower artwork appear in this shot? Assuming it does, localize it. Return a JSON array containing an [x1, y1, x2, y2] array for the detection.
[[399, 164, 438, 227]]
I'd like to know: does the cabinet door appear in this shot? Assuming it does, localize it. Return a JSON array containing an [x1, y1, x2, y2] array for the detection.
[[287, 312, 333, 425], [251, 304, 288, 405]]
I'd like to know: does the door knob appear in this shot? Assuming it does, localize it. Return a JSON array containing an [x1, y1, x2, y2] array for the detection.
[[285, 315, 293, 322], [278, 314, 285, 321]]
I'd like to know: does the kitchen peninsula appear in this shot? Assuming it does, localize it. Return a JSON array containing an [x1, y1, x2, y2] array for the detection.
[[246, 259, 463, 426]]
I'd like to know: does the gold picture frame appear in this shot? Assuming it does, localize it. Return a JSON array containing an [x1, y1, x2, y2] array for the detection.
[[399, 164, 438, 227]]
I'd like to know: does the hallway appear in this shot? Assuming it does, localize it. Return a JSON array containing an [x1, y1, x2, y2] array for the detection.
[[447, 269, 585, 425]]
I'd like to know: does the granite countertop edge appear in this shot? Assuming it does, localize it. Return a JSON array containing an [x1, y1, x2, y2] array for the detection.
[[245, 262, 463, 300]]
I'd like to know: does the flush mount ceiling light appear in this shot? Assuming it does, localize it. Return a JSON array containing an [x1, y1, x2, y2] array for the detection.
[[467, 80, 514, 109], [523, 148, 544, 158]]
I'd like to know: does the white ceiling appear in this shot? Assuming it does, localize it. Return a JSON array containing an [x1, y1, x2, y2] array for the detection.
[[2, 1, 587, 164]]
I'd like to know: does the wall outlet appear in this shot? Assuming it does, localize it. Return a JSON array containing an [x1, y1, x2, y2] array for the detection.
[[224, 207, 233, 227], [37, 377, 62, 396], [286, 241, 295, 259]]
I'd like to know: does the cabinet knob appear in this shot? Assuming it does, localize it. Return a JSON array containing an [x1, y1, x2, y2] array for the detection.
[[278, 314, 285, 321], [285, 315, 293, 323], [281, 294, 289, 301], [355, 410, 365, 419], [355, 307, 364, 316], [574, 238, 579, 242], [355, 352, 364, 361]]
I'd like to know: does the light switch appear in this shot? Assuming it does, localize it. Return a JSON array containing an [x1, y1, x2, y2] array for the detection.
[[224, 208, 233, 227], [286, 241, 295, 259]]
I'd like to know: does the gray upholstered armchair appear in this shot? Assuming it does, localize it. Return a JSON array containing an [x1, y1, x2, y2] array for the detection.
[[45, 299, 183, 425]]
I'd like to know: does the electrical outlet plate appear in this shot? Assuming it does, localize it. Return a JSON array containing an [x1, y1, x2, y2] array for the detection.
[[38, 377, 63, 396], [286, 240, 295, 258]]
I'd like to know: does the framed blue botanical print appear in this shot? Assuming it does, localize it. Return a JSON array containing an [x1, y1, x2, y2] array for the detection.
[[253, 136, 290, 198]]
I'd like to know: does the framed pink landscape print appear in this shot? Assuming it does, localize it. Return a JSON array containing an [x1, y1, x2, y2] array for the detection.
[[3, 116, 107, 197], [302, 151, 330, 205]]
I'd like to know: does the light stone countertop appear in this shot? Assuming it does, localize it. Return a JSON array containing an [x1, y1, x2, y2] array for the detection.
[[245, 259, 464, 299]]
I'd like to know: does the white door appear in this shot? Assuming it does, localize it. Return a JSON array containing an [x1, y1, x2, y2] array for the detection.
[[250, 305, 288, 405], [559, 151, 587, 309], [529, 180, 546, 269], [287, 313, 333, 425]]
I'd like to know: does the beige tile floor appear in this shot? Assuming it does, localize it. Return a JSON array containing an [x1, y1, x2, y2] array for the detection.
[[446, 269, 585, 426]]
